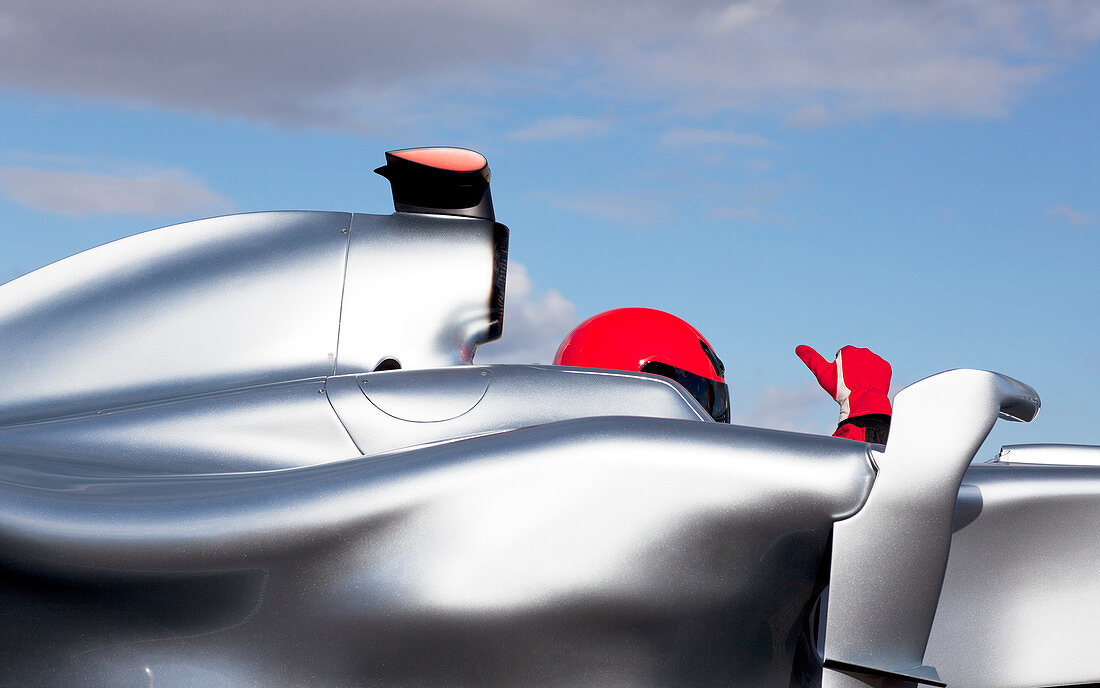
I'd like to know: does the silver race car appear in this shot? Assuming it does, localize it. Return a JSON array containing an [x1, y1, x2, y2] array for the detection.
[[0, 148, 1096, 688]]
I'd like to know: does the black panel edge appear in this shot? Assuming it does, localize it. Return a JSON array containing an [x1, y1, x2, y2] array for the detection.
[[823, 659, 947, 687], [487, 222, 509, 343]]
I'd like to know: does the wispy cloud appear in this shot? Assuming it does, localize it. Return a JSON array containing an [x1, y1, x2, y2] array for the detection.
[[507, 116, 611, 142], [0, 167, 232, 217], [657, 128, 771, 149], [0, 1, 1096, 129], [784, 105, 831, 128], [2, 150, 90, 167], [733, 383, 835, 434], [1047, 203, 1098, 226], [546, 191, 674, 229], [474, 262, 579, 364]]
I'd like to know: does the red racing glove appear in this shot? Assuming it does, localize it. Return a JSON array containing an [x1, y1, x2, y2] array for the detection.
[[795, 345, 892, 443]]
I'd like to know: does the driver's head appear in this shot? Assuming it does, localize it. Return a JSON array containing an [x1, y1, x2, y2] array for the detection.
[[553, 308, 729, 423]]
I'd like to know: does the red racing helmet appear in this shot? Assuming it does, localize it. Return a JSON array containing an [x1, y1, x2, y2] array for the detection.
[[553, 308, 730, 423]]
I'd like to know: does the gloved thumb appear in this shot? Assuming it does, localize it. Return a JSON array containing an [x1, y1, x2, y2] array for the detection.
[[795, 345, 838, 399]]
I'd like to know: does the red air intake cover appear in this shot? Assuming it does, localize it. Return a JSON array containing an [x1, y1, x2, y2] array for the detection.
[[375, 147, 494, 220]]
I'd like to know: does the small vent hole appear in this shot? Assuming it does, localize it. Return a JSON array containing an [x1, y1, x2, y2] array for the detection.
[[374, 358, 402, 372]]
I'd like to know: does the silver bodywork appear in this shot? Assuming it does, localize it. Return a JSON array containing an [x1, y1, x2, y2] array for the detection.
[[926, 462, 1100, 688], [0, 210, 504, 426], [991, 442, 1100, 466], [0, 200, 1097, 686]]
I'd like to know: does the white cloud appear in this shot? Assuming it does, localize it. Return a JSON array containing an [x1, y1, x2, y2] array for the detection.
[[784, 105, 831, 128], [474, 262, 579, 365], [507, 116, 611, 142], [1047, 203, 1098, 226], [547, 191, 673, 229], [628, 1, 1061, 120], [3, 150, 90, 166], [733, 382, 835, 434], [1041, 0, 1100, 45], [1, 1, 1096, 129], [714, 0, 784, 31], [657, 128, 772, 149], [0, 167, 232, 217]]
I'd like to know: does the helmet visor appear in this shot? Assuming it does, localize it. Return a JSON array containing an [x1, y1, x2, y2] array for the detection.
[[641, 361, 730, 423]]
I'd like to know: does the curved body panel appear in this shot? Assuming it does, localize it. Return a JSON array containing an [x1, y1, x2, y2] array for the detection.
[[336, 212, 507, 372], [0, 210, 507, 426], [994, 442, 1100, 466], [0, 365, 707, 473], [0, 418, 874, 688], [925, 462, 1100, 688], [0, 157, 1095, 687], [0, 211, 351, 424], [822, 370, 1040, 688], [0, 379, 361, 473], [328, 364, 710, 457]]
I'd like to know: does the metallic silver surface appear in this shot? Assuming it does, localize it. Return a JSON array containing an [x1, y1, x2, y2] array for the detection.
[[0, 210, 505, 427], [925, 462, 1100, 688], [823, 369, 1040, 688], [0, 211, 351, 425], [0, 416, 874, 687], [328, 364, 710, 457], [335, 212, 506, 372], [991, 442, 1100, 466], [0, 364, 704, 476], [359, 365, 492, 421], [0, 379, 360, 473], [0, 189, 1095, 687]]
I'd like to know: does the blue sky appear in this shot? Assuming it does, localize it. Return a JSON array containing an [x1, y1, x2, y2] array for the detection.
[[1, 0, 1098, 456]]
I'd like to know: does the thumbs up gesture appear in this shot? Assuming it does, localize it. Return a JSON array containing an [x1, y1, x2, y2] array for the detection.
[[795, 345, 892, 442]]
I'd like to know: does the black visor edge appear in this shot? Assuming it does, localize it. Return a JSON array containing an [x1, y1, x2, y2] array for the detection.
[[641, 361, 731, 423]]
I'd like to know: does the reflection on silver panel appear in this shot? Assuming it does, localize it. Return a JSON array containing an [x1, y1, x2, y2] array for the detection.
[[0, 211, 351, 424], [0, 416, 874, 687], [328, 364, 709, 457], [360, 366, 492, 421], [926, 463, 1100, 688], [336, 212, 505, 373], [823, 370, 1040, 688], [0, 168, 1097, 688], [0, 379, 360, 473], [991, 442, 1100, 466]]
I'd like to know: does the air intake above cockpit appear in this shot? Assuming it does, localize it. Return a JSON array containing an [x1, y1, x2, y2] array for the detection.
[[375, 147, 495, 221]]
